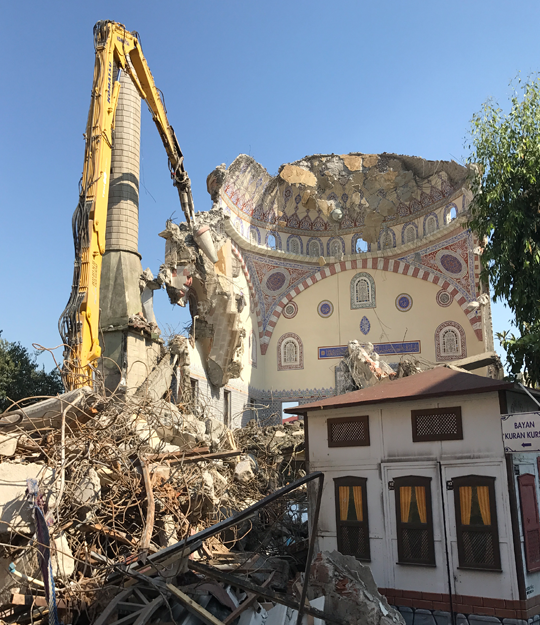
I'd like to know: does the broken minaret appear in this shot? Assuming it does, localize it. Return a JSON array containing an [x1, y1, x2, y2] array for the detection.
[[99, 68, 161, 393]]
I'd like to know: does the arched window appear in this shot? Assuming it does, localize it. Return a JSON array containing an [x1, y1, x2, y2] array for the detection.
[[249, 228, 258, 245], [277, 332, 304, 370], [356, 238, 368, 253], [404, 225, 416, 244], [442, 328, 459, 355], [283, 340, 298, 364], [445, 205, 457, 225], [352, 234, 368, 254], [290, 238, 300, 254], [350, 273, 376, 309], [435, 321, 466, 361], [267, 233, 277, 249], [426, 215, 437, 235], [356, 278, 370, 303], [330, 239, 342, 257], [382, 230, 393, 250], [309, 240, 321, 257]]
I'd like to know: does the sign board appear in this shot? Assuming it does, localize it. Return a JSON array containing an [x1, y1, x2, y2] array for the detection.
[[501, 412, 540, 452]]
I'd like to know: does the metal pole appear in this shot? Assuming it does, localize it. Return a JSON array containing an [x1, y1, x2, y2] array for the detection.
[[438, 461, 455, 625], [295, 473, 324, 625]]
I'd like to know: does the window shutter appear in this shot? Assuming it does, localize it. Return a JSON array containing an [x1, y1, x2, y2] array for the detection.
[[518, 473, 540, 572]]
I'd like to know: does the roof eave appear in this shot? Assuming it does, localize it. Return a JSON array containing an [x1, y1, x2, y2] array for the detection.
[[283, 380, 516, 415]]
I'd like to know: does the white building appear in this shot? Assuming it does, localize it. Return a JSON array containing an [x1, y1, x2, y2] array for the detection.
[[287, 367, 540, 622]]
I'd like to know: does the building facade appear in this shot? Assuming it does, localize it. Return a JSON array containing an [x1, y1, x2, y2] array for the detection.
[[165, 152, 498, 427], [288, 368, 540, 622]]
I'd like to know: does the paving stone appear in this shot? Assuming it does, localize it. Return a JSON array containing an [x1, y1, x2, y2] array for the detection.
[[414, 609, 436, 625], [434, 611, 451, 625], [398, 607, 414, 625]]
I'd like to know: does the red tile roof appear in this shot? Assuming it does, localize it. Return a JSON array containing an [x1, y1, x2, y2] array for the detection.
[[284, 367, 515, 414]]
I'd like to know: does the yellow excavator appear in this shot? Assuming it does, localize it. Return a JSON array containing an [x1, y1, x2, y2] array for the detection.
[[59, 21, 195, 390]]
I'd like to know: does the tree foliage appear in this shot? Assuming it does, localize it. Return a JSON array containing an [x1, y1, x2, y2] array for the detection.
[[468, 77, 540, 384], [0, 332, 63, 413]]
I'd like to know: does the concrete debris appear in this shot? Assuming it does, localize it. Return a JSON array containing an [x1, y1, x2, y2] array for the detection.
[[0, 377, 348, 625], [0, 386, 94, 432], [135, 351, 178, 401], [450, 350, 503, 374], [159, 212, 245, 388], [234, 458, 255, 483], [0, 434, 19, 457], [72, 465, 101, 507], [338, 342, 503, 395], [0, 379, 402, 625], [212, 152, 469, 247], [309, 551, 405, 625], [52, 532, 76, 579], [345, 340, 396, 388], [0, 462, 55, 538]]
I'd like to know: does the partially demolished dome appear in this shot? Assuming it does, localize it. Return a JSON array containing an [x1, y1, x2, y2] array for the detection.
[[209, 152, 469, 244]]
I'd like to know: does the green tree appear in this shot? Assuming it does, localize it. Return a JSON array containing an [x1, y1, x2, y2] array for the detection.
[[0, 332, 64, 413], [468, 76, 540, 384]]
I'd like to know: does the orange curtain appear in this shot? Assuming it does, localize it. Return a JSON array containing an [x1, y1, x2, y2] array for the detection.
[[460, 486, 473, 525], [415, 486, 427, 524], [400, 486, 412, 523], [352, 486, 363, 521], [477, 486, 491, 526], [339, 487, 349, 521]]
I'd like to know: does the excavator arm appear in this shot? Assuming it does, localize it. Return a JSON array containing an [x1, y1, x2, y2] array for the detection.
[[59, 21, 195, 390]]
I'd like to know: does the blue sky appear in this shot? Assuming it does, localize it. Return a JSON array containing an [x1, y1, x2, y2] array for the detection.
[[1, 0, 536, 370]]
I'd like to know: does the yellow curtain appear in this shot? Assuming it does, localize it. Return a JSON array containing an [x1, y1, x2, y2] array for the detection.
[[352, 486, 363, 521], [400, 486, 412, 523], [460, 486, 473, 525], [339, 486, 349, 521], [415, 486, 427, 524], [477, 486, 491, 526]]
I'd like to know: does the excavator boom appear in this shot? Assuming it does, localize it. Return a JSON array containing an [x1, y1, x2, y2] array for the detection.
[[59, 21, 194, 390]]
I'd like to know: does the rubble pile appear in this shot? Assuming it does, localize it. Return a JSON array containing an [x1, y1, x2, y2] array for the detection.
[[0, 388, 321, 624]]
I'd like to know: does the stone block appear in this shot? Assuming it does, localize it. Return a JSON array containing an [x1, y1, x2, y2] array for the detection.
[[469, 617, 503, 625], [501, 621, 526, 625], [456, 614, 469, 625]]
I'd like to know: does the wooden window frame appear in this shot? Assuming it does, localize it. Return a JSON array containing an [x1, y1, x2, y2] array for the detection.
[[395, 475, 436, 566], [411, 406, 463, 442], [334, 476, 371, 561], [453, 475, 501, 571], [327, 415, 370, 448], [518, 473, 540, 572]]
